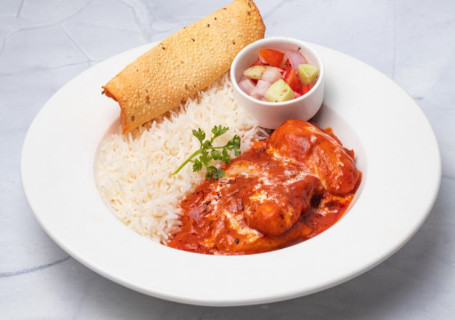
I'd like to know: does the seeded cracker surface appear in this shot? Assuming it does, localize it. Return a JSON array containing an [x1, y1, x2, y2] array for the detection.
[[102, 0, 265, 133]]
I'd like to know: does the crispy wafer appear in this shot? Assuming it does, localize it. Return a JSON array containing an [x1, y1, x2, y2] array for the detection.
[[102, 0, 265, 133]]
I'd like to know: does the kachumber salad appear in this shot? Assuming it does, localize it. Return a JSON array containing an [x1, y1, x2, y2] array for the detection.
[[96, 0, 361, 255], [238, 48, 319, 102]]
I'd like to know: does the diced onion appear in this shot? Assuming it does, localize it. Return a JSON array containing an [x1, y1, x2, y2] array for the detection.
[[261, 67, 282, 83], [238, 76, 256, 95], [285, 50, 307, 73], [251, 80, 271, 99]]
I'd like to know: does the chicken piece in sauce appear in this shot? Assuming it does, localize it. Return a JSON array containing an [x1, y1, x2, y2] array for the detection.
[[168, 119, 361, 255]]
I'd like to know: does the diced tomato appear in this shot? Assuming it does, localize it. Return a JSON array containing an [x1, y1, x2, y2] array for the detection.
[[259, 49, 285, 67], [282, 58, 291, 68], [283, 66, 301, 93], [302, 84, 311, 95]]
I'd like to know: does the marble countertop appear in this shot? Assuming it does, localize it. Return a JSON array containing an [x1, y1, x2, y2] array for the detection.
[[1, 0, 454, 318]]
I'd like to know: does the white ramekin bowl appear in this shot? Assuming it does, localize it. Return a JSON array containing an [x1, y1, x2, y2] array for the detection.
[[230, 37, 325, 129]]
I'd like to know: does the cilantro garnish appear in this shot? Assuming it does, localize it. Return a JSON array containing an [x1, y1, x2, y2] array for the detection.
[[173, 125, 241, 179]]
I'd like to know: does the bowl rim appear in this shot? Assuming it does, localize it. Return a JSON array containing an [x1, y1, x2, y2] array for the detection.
[[230, 36, 325, 107]]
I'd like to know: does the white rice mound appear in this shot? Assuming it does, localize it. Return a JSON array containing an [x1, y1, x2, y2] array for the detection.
[[95, 74, 269, 243]]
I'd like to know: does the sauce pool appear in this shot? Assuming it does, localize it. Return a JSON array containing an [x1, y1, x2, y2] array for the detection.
[[168, 120, 361, 255]]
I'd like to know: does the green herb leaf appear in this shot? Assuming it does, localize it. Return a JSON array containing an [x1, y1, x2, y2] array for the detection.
[[173, 125, 242, 179], [212, 125, 229, 139], [221, 148, 231, 164], [205, 165, 217, 179], [226, 135, 241, 150], [192, 128, 205, 144], [211, 149, 222, 160], [192, 159, 203, 172], [212, 168, 226, 179], [202, 140, 212, 150], [199, 152, 212, 166]]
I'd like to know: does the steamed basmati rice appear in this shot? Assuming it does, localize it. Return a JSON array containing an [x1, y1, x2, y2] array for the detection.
[[95, 74, 269, 243]]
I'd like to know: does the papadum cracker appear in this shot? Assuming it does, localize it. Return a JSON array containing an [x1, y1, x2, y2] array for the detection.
[[103, 0, 265, 133]]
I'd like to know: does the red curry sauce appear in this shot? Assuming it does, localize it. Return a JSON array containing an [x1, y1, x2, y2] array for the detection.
[[168, 120, 361, 255]]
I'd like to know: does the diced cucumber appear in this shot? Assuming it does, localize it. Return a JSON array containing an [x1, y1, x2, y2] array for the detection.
[[297, 64, 319, 85], [264, 79, 295, 102], [243, 66, 266, 80]]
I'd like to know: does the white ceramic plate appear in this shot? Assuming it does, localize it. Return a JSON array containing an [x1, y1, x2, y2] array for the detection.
[[21, 42, 441, 306]]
